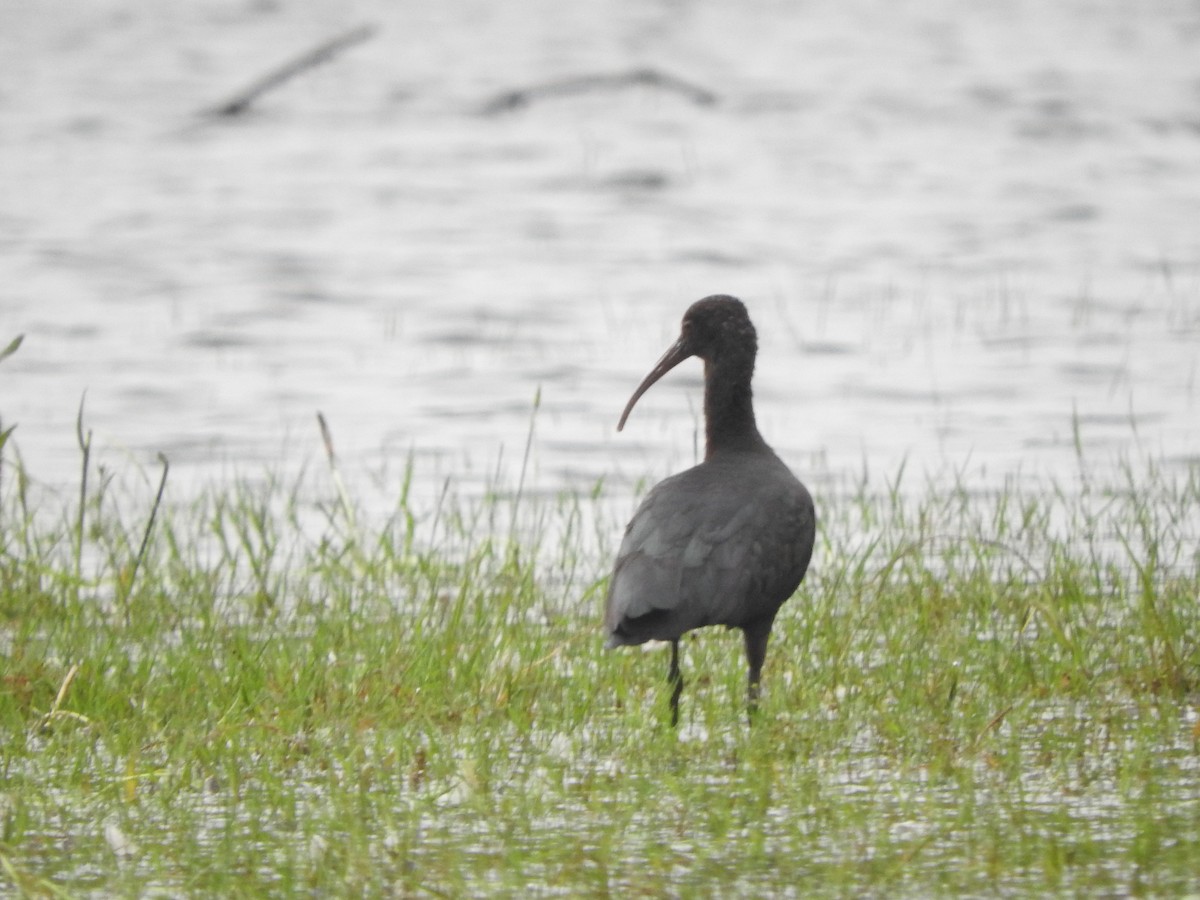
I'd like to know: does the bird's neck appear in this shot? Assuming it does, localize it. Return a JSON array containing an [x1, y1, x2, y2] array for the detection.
[[703, 360, 766, 459]]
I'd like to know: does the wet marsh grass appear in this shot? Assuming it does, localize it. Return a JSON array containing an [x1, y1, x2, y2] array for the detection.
[[1, 452, 1199, 896]]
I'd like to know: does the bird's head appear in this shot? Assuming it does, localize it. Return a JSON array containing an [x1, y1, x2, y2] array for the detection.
[[617, 295, 757, 431]]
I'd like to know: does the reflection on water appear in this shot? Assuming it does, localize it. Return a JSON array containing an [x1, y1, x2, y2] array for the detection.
[[1, 0, 1198, 505]]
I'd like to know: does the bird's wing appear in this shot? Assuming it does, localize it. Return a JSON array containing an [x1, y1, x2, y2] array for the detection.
[[605, 460, 814, 642]]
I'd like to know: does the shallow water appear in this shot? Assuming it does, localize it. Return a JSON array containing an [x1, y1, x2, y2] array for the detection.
[[16, 700, 1198, 896], [3, 0, 1199, 506]]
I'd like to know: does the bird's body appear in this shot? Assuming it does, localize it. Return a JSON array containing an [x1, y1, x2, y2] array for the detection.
[[606, 448, 812, 645], [605, 295, 816, 724]]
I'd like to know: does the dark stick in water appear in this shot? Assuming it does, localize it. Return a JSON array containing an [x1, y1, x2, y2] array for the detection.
[[480, 67, 717, 115], [203, 24, 378, 118]]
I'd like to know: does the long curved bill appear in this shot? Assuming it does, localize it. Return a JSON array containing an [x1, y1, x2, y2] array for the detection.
[[616, 335, 694, 431]]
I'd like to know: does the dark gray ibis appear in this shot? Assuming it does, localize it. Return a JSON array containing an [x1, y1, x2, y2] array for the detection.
[[605, 295, 816, 725]]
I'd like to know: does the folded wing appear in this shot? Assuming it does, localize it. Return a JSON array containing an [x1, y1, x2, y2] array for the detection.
[[605, 454, 815, 646]]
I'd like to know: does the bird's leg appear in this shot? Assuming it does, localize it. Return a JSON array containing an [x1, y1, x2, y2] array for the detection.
[[668, 639, 684, 727], [743, 622, 772, 724]]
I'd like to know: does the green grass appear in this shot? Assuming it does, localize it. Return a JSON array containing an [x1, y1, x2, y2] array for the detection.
[[2, 445, 1199, 897]]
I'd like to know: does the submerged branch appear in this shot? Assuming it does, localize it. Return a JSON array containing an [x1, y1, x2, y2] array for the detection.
[[480, 67, 718, 115], [203, 24, 378, 118]]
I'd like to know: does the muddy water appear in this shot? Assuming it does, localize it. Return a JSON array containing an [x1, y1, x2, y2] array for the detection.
[[3, 0, 1199, 506]]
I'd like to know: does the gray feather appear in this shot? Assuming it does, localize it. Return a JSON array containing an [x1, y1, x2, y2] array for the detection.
[[605, 449, 815, 646]]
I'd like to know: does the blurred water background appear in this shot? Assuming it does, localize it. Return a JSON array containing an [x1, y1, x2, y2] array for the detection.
[[2, 0, 1199, 510]]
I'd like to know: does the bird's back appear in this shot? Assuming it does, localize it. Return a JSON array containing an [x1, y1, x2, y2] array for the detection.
[[605, 450, 815, 647]]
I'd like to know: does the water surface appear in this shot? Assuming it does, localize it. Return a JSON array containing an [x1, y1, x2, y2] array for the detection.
[[2, 0, 1199, 505]]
